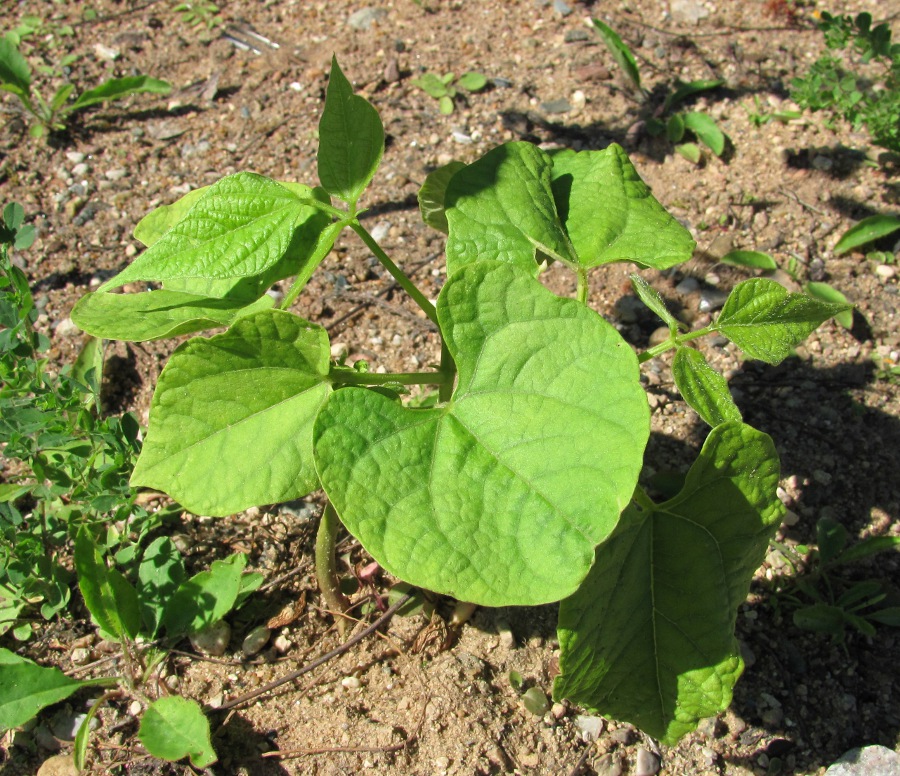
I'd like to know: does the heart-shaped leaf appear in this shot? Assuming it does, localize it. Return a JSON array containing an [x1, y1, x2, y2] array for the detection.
[[445, 142, 576, 276], [551, 146, 696, 269], [554, 423, 783, 744], [314, 262, 649, 606], [131, 310, 331, 515], [138, 697, 217, 768]]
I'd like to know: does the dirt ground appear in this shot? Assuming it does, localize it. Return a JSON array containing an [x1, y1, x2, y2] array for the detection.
[[1, 0, 899, 774]]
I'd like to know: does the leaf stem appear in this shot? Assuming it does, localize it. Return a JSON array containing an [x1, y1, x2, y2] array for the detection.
[[637, 326, 712, 363], [576, 267, 589, 304], [350, 222, 439, 327], [438, 340, 456, 403], [315, 501, 352, 637], [281, 220, 347, 310]]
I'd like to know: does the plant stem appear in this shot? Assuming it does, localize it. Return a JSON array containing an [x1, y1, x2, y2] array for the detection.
[[576, 267, 589, 304], [315, 501, 352, 637], [438, 340, 456, 403], [350, 222, 439, 327], [330, 366, 453, 387], [637, 326, 712, 363], [281, 220, 347, 310]]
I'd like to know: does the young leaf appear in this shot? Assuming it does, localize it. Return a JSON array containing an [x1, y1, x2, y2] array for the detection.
[[554, 422, 783, 744], [73, 692, 105, 770], [672, 347, 742, 427], [50, 83, 75, 113], [315, 261, 649, 607], [138, 537, 186, 638], [74, 527, 141, 641], [551, 146, 696, 270], [591, 19, 641, 92], [98, 174, 312, 292], [666, 113, 685, 143], [833, 214, 900, 255], [683, 112, 726, 156], [712, 278, 852, 364], [816, 516, 848, 565], [161, 554, 247, 637], [67, 75, 171, 112], [720, 250, 778, 271], [805, 282, 853, 329], [630, 274, 679, 329], [418, 160, 466, 234], [793, 603, 846, 635], [663, 79, 725, 113], [833, 535, 900, 566], [412, 72, 450, 99], [445, 142, 575, 275], [71, 289, 274, 342], [317, 56, 384, 206], [0, 37, 32, 96], [0, 648, 114, 730], [439, 94, 454, 114], [458, 71, 488, 92], [131, 310, 331, 515], [675, 142, 702, 164], [138, 697, 217, 768]]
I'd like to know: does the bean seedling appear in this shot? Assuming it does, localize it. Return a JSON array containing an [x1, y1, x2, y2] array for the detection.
[[70, 58, 850, 743]]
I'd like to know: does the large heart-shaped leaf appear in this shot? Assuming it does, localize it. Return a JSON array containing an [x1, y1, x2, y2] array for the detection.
[[445, 142, 576, 276], [554, 423, 783, 744], [550, 146, 695, 269], [131, 310, 331, 515], [314, 262, 649, 606]]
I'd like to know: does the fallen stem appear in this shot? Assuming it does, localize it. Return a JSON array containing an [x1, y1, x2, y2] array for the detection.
[[315, 502, 353, 637], [214, 593, 412, 713]]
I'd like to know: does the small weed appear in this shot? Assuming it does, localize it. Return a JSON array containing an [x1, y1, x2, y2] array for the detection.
[[412, 70, 488, 114]]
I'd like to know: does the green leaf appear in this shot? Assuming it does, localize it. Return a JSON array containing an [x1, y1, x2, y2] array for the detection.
[[551, 146, 696, 269], [0, 648, 114, 730], [666, 113, 685, 143], [630, 274, 679, 329], [0, 37, 32, 94], [868, 607, 900, 627], [71, 289, 273, 342], [315, 261, 649, 606], [816, 516, 848, 565], [834, 535, 900, 566], [71, 335, 103, 408], [674, 142, 701, 163], [133, 187, 209, 247], [3, 202, 25, 230], [418, 161, 466, 234], [445, 142, 575, 275], [98, 174, 311, 292], [834, 214, 900, 254], [138, 697, 217, 768], [138, 537, 186, 638], [554, 423, 783, 744], [73, 689, 105, 770], [67, 75, 171, 112], [804, 282, 853, 329], [131, 310, 331, 515], [439, 94, 454, 114], [161, 554, 247, 637], [720, 250, 778, 271], [458, 71, 488, 92], [672, 347, 742, 427], [74, 527, 140, 640], [712, 278, 852, 364], [663, 79, 724, 113], [591, 19, 641, 92], [49, 83, 74, 113], [317, 56, 384, 206], [793, 603, 846, 635], [683, 112, 726, 156], [412, 72, 450, 99]]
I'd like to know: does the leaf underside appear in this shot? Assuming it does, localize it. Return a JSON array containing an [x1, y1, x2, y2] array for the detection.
[[554, 423, 784, 744], [315, 262, 650, 606]]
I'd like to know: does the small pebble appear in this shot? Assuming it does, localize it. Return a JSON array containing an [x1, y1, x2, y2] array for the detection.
[[635, 747, 660, 776], [72, 162, 89, 178], [70, 647, 91, 665], [242, 625, 271, 657], [341, 676, 361, 690], [190, 620, 231, 657], [875, 264, 896, 280], [574, 714, 604, 741], [273, 634, 292, 653], [65, 152, 85, 164], [675, 276, 700, 294]]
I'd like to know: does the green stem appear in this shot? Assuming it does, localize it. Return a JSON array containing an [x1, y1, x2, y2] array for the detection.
[[637, 326, 713, 363], [315, 502, 352, 637], [280, 220, 347, 310], [576, 267, 589, 304], [350, 222, 438, 327], [438, 340, 456, 403], [330, 367, 453, 387]]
